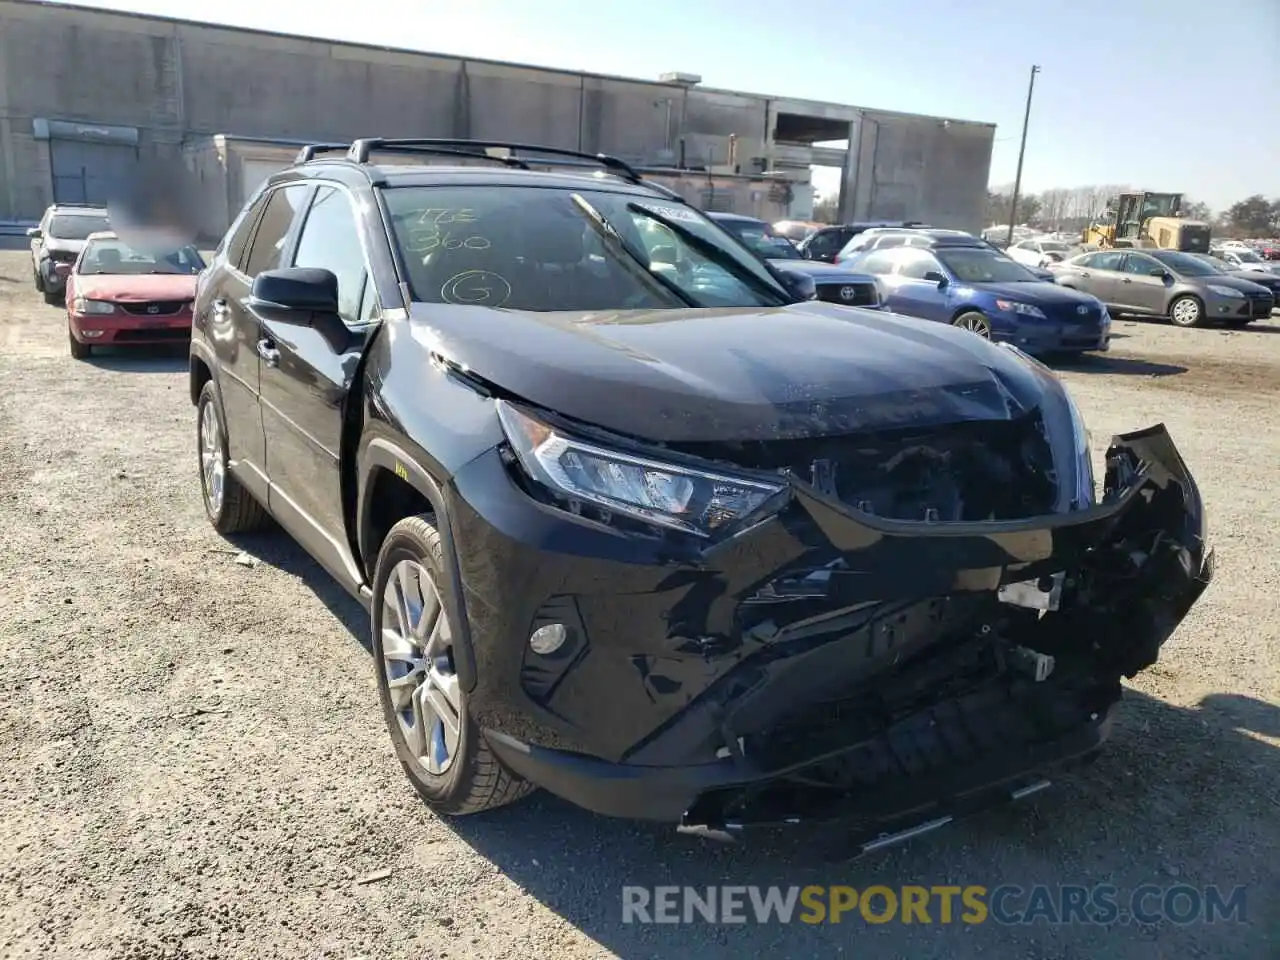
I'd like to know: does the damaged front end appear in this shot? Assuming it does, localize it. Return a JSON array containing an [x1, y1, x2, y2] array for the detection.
[[463, 398, 1211, 840]]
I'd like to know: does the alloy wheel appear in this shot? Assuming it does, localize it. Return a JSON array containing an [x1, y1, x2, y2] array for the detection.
[[380, 559, 462, 775], [955, 314, 993, 338], [199, 400, 226, 517], [1171, 298, 1201, 327]]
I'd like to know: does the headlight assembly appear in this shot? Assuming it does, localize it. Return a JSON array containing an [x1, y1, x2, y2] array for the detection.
[[497, 401, 785, 537], [994, 300, 1047, 318], [1206, 284, 1242, 298], [1062, 388, 1095, 509], [72, 298, 116, 315]]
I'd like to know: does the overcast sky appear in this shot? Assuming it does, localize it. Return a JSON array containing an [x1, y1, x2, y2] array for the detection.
[[55, 0, 1280, 212]]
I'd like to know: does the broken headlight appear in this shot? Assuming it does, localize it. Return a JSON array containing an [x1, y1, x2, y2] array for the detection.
[[1063, 388, 1095, 509], [497, 401, 785, 536]]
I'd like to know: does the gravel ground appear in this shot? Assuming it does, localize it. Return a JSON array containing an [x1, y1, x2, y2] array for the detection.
[[0, 244, 1275, 959]]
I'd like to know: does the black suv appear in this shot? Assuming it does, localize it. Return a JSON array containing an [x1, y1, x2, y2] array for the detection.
[[797, 221, 931, 263], [28, 203, 111, 304], [191, 139, 1212, 843]]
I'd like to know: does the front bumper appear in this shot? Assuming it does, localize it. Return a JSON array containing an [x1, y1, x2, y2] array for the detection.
[[70, 309, 193, 345], [992, 314, 1111, 354], [41, 260, 72, 291], [447, 424, 1211, 827], [1205, 291, 1275, 321]]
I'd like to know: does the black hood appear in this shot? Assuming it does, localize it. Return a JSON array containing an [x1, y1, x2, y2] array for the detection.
[[1225, 269, 1280, 289], [1192, 274, 1274, 295], [770, 259, 876, 282], [409, 301, 1051, 443]]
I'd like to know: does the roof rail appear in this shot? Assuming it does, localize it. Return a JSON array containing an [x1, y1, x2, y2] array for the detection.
[[345, 138, 645, 184], [294, 142, 350, 163], [52, 201, 108, 209]]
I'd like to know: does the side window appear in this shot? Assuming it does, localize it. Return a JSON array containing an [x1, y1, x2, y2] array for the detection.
[[807, 230, 843, 256], [223, 193, 268, 270], [1123, 254, 1159, 275], [243, 185, 309, 277], [898, 249, 943, 280], [903, 235, 932, 248], [292, 186, 369, 323], [1092, 251, 1126, 271], [358, 273, 379, 323], [858, 251, 897, 275], [873, 235, 906, 250]]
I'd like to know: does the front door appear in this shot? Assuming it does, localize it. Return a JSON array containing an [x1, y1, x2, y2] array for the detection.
[[1116, 253, 1170, 314], [1075, 250, 1127, 306], [882, 248, 951, 322], [259, 185, 377, 589]]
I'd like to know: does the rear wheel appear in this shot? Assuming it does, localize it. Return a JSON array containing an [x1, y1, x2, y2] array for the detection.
[[953, 311, 993, 339], [371, 515, 533, 816], [196, 380, 267, 533], [1168, 295, 1204, 328], [33, 268, 44, 292]]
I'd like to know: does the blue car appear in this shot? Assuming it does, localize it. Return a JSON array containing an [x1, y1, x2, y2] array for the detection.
[[843, 236, 1111, 353]]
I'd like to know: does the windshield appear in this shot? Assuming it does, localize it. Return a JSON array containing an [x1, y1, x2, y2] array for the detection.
[[1148, 250, 1222, 277], [936, 247, 1040, 283], [382, 186, 792, 311], [1190, 255, 1229, 273], [49, 214, 110, 240], [719, 220, 803, 260], [1041, 241, 1070, 252], [78, 239, 204, 275], [1233, 250, 1263, 263]]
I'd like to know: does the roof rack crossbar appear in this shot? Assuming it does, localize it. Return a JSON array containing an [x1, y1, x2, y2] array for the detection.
[[346, 138, 644, 183], [363, 144, 532, 170], [295, 143, 351, 163]]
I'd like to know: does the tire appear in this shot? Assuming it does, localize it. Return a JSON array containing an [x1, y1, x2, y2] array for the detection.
[[33, 268, 45, 293], [1168, 294, 1205, 328], [43, 287, 62, 306], [371, 515, 533, 816], [67, 326, 91, 360], [196, 380, 267, 533], [952, 310, 993, 339]]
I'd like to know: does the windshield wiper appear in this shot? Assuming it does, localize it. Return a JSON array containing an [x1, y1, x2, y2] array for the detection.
[[567, 194, 696, 308], [626, 202, 791, 305]]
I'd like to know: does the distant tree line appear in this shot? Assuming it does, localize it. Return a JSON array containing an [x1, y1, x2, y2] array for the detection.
[[985, 186, 1280, 239]]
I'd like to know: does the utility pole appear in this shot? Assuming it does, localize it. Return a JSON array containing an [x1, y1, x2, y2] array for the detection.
[[1006, 64, 1040, 246]]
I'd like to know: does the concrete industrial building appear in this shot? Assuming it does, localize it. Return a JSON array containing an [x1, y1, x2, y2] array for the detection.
[[0, 0, 997, 237]]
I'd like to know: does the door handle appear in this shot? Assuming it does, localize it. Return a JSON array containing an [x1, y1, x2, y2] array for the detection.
[[211, 298, 231, 319], [256, 338, 280, 367]]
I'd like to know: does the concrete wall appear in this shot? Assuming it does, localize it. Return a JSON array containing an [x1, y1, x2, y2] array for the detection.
[[0, 0, 994, 232]]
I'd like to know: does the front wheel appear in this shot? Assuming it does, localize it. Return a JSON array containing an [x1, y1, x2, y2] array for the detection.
[[371, 515, 533, 816], [953, 311, 993, 339], [33, 268, 45, 292], [43, 287, 62, 306], [1168, 295, 1205, 328]]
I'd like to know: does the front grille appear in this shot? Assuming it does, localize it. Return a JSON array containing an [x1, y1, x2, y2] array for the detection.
[[816, 281, 878, 307], [1044, 303, 1102, 326], [118, 300, 189, 317], [114, 328, 190, 342]]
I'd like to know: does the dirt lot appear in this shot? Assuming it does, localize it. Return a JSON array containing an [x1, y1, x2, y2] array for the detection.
[[0, 244, 1275, 960]]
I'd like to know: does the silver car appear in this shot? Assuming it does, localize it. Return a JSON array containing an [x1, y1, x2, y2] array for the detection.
[[1052, 248, 1273, 328]]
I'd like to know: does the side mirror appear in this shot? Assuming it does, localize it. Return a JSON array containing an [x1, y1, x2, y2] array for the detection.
[[1149, 268, 1170, 279], [250, 267, 339, 317], [923, 271, 947, 286], [770, 264, 817, 301], [26, 228, 41, 239]]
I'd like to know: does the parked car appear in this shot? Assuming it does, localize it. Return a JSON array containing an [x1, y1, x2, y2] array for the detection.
[[27, 203, 111, 305], [707, 212, 881, 308], [796, 221, 930, 263], [1212, 247, 1280, 276], [191, 138, 1211, 843], [1185, 253, 1280, 299], [843, 236, 1111, 353], [1006, 237, 1074, 269], [1052, 248, 1274, 327], [833, 228, 995, 264], [65, 231, 205, 359]]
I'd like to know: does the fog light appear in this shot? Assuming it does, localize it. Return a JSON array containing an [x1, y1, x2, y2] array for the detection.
[[80, 330, 105, 338], [529, 623, 567, 655]]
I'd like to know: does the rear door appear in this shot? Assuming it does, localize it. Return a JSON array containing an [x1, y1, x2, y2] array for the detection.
[[259, 184, 377, 587], [205, 183, 310, 491], [1071, 251, 1126, 305], [1116, 253, 1168, 314]]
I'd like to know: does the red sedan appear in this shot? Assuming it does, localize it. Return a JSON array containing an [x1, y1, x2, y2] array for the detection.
[[65, 231, 205, 359]]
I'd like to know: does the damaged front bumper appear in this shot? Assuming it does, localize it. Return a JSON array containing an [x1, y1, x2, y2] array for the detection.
[[447, 423, 1212, 832]]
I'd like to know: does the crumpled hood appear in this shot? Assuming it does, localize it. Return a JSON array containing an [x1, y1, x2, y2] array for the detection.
[[45, 240, 87, 257], [409, 300, 1050, 442], [73, 273, 198, 302], [970, 280, 1099, 306]]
